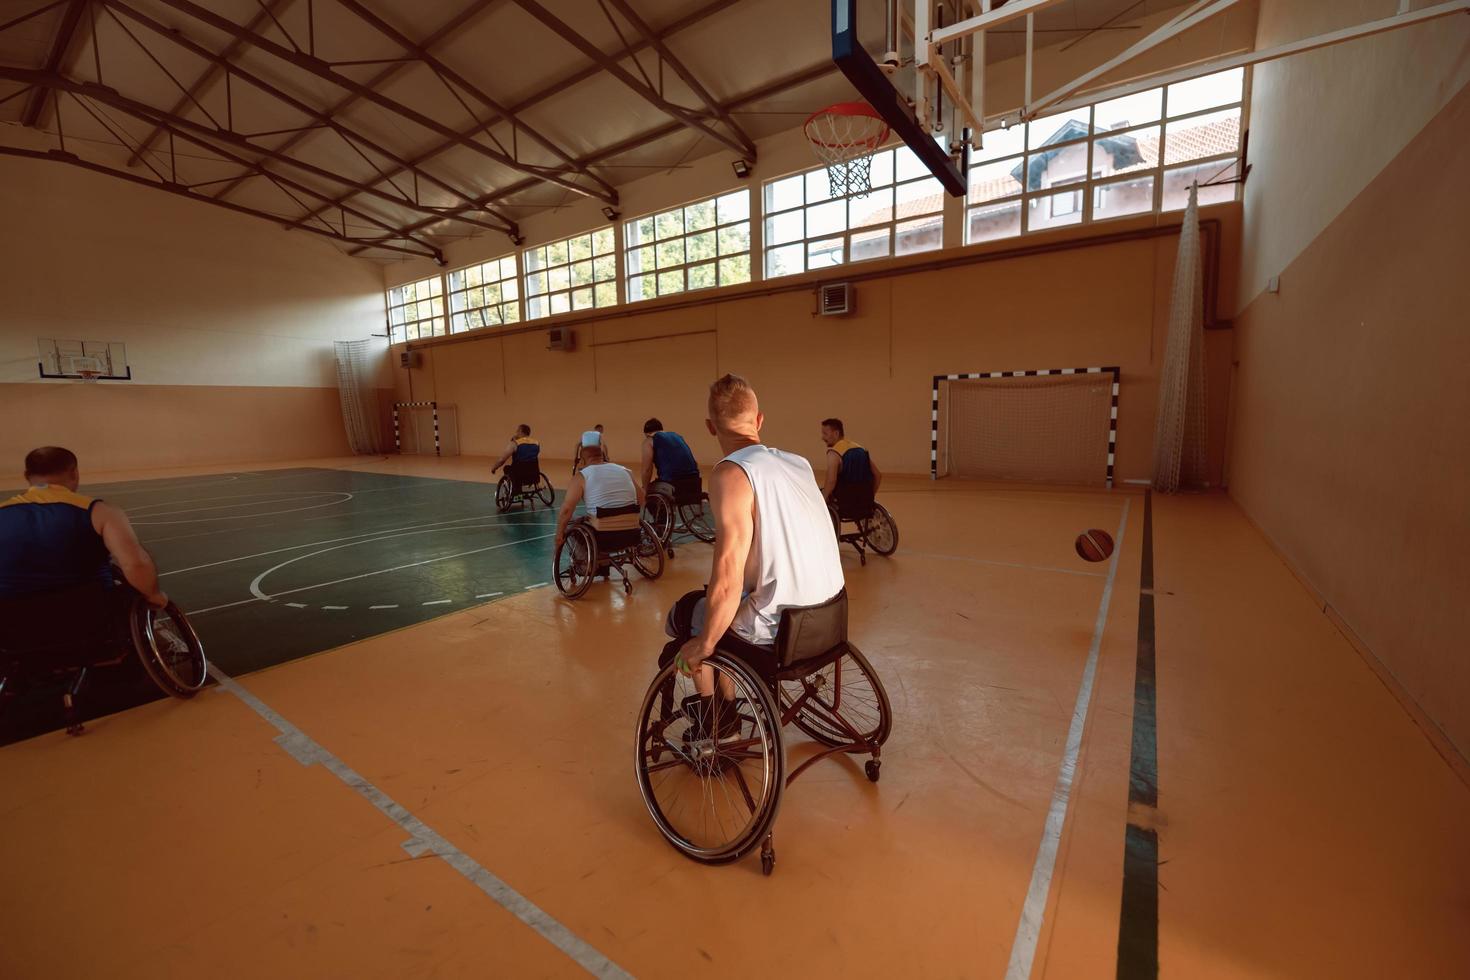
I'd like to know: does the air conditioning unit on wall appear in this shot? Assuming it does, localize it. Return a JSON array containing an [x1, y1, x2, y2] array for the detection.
[[399, 350, 422, 368], [547, 327, 575, 351], [819, 282, 853, 316]]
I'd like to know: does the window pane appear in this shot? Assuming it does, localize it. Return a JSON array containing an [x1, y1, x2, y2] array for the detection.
[[503, 302, 521, 323], [1164, 107, 1240, 165], [548, 266, 570, 292], [717, 190, 749, 224], [868, 149, 894, 187], [655, 209, 684, 239], [896, 176, 942, 218], [1093, 123, 1161, 178], [484, 284, 501, 305], [894, 145, 930, 182], [686, 230, 717, 262], [806, 198, 847, 237], [1028, 109, 1091, 150], [804, 168, 835, 204], [850, 226, 890, 262], [594, 281, 617, 306], [765, 210, 804, 246], [688, 262, 717, 291], [570, 260, 593, 286], [719, 254, 751, 285], [764, 174, 804, 213], [568, 235, 592, 262], [895, 215, 942, 256], [550, 292, 571, 315], [969, 158, 1025, 203], [628, 244, 655, 275], [503, 279, 519, 300], [807, 236, 844, 270], [717, 221, 750, 255], [656, 238, 685, 269], [1162, 159, 1239, 210], [1168, 68, 1244, 117], [526, 271, 547, 295], [1028, 188, 1085, 231], [1094, 88, 1162, 132], [571, 287, 594, 310], [657, 269, 685, 295], [686, 199, 716, 231], [500, 257, 517, 280], [850, 186, 893, 227], [547, 241, 569, 265], [765, 242, 804, 278], [450, 312, 465, 333], [628, 273, 652, 302], [1026, 143, 1091, 194], [593, 228, 615, 255], [1093, 175, 1156, 221], [593, 254, 616, 281], [525, 247, 547, 271], [975, 125, 1025, 162]]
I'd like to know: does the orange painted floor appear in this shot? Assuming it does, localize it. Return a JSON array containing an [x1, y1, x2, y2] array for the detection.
[[1, 456, 1466, 979]]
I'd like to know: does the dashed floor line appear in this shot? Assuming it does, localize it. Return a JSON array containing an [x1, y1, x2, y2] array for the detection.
[[422, 599, 451, 606], [369, 604, 399, 610], [322, 605, 349, 610], [525, 582, 548, 590], [476, 592, 504, 599]]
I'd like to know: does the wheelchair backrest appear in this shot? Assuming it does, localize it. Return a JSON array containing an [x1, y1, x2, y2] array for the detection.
[[507, 459, 540, 488], [775, 588, 848, 668], [670, 474, 703, 506], [834, 480, 876, 521], [590, 504, 641, 543]]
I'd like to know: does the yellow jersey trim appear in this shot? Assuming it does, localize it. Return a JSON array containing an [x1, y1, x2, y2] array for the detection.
[[0, 484, 97, 511]]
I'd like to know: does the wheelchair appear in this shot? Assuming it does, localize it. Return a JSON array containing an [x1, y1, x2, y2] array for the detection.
[[643, 474, 715, 557], [634, 588, 892, 875], [0, 581, 208, 736], [495, 459, 554, 513], [553, 505, 665, 599], [829, 481, 899, 565]]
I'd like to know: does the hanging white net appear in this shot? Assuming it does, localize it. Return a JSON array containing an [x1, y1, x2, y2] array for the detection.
[[334, 339, 383, 455], [804, 102, 891, 199], [1151, 184, 1209, 492]]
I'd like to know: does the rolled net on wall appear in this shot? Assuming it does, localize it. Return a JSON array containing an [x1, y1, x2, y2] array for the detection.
[[334, 339, 383, 454]]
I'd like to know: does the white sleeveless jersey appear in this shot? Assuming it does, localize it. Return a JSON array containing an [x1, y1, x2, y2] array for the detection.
[[580, 462, 637, 512], [723, 444, 845, 646]]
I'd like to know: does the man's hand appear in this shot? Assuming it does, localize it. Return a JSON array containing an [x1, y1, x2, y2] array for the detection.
[[145, 589, 169, 610], [675, 635, 714, 676], [492, 463, 500, 473]]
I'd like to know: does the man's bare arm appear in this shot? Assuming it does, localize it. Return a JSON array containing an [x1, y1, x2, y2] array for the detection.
[[822, 450, 840, 500], [554, 475, 585, 548], [869, 457, 883, 494], [640, 439, 656, 491], [491, 441, 515, 473], [93, 502, 166, 607], [691, 462, 754, 658]]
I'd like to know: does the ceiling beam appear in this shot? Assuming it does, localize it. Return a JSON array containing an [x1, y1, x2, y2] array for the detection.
[[351, 59, 837, 255], [512, 0, 754, 157], [331, 0, 618, 203], [137, 0, 606, 202], [101, 0, 516, 234], [125, 0, 294, 168], [602, 0, 756, 157], [206, 0, 506, 204], [0, 145, 439, 259], [20, 0, 87, 127], [291, 0, 740, 234]]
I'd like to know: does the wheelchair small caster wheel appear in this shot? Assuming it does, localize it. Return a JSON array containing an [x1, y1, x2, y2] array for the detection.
[[859, 553, 867, 566], [760, 841, 775, 876], [865, 759, 881, 783]]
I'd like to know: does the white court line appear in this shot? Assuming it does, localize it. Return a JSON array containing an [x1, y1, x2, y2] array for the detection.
[[900, 550, 1105, 578], [524, 582, 548, 590], [133, 492, 354, 526], [422, 599, 451, 606], [369, 604, 399, 610], [322, 605, 349, 610], [476, 592, 504, 599], [1004, 497, 1131, 980], [285, 602, 308, 609], [205, 665, 630, 979]]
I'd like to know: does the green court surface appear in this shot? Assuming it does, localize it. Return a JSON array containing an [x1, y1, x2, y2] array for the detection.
[[2, 467, 564, 744]]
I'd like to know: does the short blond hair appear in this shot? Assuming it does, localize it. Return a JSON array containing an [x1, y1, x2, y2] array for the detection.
[[708, 373, 758, 428]]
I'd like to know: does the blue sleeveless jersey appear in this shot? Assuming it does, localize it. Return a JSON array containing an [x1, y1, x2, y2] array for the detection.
[[651, 431, 698, 481], [512, 437, 540, 464], [0, 485, 112, 598], [832, 439, 873, 485]]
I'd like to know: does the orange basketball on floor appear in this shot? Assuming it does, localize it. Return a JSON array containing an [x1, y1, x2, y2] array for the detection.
[[1075, 529, 1114, 563]]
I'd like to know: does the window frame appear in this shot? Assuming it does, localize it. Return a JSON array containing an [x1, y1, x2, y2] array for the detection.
[[385, 274, 445, 343], [624, 189, 753, 302], [446, 254, 522, 332], [522, 226, 618, 320]]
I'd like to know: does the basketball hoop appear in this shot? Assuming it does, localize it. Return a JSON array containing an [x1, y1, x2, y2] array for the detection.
[[76, 369, 101, 384], [804, 102, 890, 199]]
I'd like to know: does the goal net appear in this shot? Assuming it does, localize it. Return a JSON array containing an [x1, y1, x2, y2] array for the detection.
[[396, 404, 460, 456], [935, 373, 1115, 485]]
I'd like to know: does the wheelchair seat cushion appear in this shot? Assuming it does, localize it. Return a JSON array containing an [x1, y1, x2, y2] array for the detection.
[[774, 588, 848, 669], [669, 474, 703, 507], [833, 481, 876, 522], [507, 459, 540, 490]]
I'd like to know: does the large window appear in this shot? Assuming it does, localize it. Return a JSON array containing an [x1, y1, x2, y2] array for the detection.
[[967, 67, 1245, 244], [524, 227, 617, 319], [625, 190, 752, 301], [386, 274, 444, 342], [762, 145, 944, 279], [448, 255, 520, 331]]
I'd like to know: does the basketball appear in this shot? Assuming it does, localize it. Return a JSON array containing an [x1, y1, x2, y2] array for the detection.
[[1075, 529, 1114, 563]]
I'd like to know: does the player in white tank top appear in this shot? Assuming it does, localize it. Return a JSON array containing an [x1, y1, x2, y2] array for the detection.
[[670, 374, 845, 705], [554, 442, 643, 555]]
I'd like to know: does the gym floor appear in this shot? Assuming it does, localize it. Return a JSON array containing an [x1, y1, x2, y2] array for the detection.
[[1, 455, 1466, 978]]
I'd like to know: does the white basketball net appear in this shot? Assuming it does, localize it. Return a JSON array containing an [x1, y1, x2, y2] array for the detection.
[[805, 105, 890, 199]]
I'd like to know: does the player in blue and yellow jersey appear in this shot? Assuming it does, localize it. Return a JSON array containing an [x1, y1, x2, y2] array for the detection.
[[491, 424, 540, 475], [819, 418, 883, 503], [640, 418, 700, 497], [0, 446, 168, 621]]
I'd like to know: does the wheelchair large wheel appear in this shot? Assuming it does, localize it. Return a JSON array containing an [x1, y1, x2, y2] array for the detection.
[[536, 474, 555, 507], [679, 494, 715, 543], [861, 503, 899, 556], [779, 645, 891, 750], [644, 492, 675, 545], [494, 477, 513, 513], [631, 520, 665, 579], [635, 653, 785, 865], [129, 599, 208, 698], [553, 524, 597, 599]]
